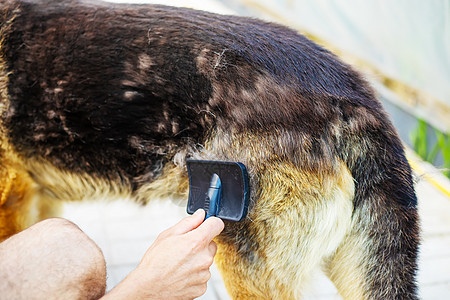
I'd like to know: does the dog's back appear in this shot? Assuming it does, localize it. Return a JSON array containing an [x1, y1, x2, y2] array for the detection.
[[0, 1, 419, 298]]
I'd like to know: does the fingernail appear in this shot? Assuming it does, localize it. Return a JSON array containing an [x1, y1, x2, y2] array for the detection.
[[194, 209, 204, 216]]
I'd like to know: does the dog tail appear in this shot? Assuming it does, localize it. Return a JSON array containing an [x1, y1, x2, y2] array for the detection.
[[326, 101, 420, 299]]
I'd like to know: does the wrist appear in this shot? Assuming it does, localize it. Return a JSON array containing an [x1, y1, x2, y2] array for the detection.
[[101, 268, 151, 300]]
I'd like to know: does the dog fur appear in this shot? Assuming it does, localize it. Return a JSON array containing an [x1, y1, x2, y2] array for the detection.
[[0, 0, 419, 298]]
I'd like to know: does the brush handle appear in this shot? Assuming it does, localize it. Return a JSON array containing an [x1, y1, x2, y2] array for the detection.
[[205, 174, 221, 219]]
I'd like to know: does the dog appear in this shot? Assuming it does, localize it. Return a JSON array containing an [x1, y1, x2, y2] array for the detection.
[[0, 0, 420, 298]]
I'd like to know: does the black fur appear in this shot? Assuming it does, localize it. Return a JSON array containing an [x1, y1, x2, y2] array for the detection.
[[1, 1, 419, 298]]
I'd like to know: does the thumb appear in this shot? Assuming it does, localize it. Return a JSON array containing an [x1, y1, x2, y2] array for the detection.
[[190, 216, 224, 243], [171, 209, 205, 235]]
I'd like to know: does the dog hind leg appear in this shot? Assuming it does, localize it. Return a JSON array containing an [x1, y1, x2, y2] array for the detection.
[[213, 158, 355, 299], [0, 136, 61, 241], [325, 193, 420, 299], [0, 157, 61, 242]]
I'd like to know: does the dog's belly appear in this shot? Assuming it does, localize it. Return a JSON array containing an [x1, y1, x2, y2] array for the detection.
[[23, 157, 189, 205]]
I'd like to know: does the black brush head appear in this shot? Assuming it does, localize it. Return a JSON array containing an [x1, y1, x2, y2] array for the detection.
[[186, 159, 250, 221]]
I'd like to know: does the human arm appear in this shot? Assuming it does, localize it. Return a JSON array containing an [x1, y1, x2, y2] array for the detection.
[[102, 209, 224, 299]]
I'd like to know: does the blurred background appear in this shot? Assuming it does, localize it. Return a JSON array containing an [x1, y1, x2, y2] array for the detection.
[[63, 1, 450, 299]]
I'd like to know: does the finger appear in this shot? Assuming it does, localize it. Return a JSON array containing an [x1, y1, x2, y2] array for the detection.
[[170, 209, 205, 235], [208, 240, 218, 256], [188, 269, 212, 286], [191, 216, 224, 243], [185, 283, 208, 299], [199, 269, 212, 283]]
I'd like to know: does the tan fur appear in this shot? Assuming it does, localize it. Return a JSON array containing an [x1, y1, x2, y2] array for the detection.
[[135, 162, 189, 205], [25, 158, 189, 204], [325, 229, 368, 299], [0, 139, 60, 240], [193, 129, 355, 298], [325, 203, 404, 299], [0, 166, 15, 206], [0, 3, 419, 298], [0, 148, 189, 240], [24, 158, 132, 202], [214, 159, 354, 299]]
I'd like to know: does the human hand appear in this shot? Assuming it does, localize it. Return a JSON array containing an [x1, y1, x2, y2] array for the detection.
[[103, 209, 224, 300]]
